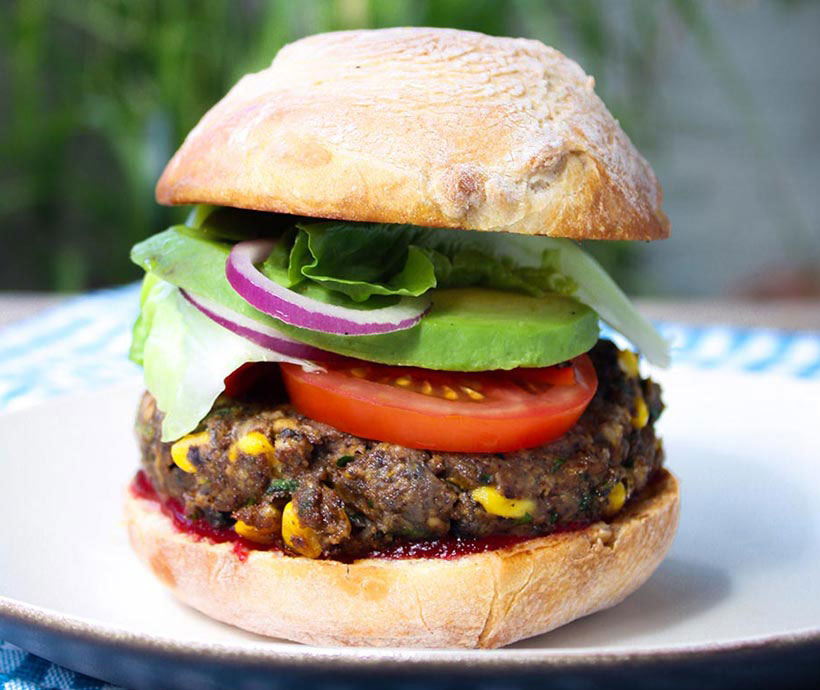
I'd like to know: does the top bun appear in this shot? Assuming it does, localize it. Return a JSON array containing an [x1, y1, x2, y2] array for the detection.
[[156, 28, 668, 241]]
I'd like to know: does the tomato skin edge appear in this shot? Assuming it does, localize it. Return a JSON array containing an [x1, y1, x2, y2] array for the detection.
[[280, 356, 598, 454]]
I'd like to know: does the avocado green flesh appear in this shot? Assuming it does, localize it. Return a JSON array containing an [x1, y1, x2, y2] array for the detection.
[[131, 229, 599, 371], [277, 288, 598, 370]]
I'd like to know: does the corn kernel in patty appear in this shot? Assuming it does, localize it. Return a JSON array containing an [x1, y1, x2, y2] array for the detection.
[[471, 486, 535, 519], [228, 431, 276, 465], [282, 501, 322, 558], [632, 395, 649, 429], [617, 349, 639, 378], [234, 520, 277, 544], [604, 481, 627, 517], [170, 432, 209, 473]]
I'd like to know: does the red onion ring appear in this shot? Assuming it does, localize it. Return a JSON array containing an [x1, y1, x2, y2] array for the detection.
[[181, 290, 338, 362], [225, 239, 429, 336]]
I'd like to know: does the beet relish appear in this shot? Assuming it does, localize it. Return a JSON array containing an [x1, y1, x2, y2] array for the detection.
[[131, 470, 261, 562], [130, 471, 589, 562]]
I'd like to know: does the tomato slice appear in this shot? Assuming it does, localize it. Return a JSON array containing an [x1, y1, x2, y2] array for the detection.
[[223, 362, 264, 397], [279, 356, 597, 453]]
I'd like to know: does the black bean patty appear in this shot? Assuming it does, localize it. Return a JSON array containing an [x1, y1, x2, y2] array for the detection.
[[135, 340, 665, 559]]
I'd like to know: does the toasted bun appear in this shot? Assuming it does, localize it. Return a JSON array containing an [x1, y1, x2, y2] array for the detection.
[[125, 469, 678, 648], [156, 28, 668, 241]]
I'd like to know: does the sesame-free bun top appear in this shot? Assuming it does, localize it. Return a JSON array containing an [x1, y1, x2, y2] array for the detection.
[[156, 28, 669, 241]]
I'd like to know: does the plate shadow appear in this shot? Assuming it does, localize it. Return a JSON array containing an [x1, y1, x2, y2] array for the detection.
[[512, 557, 731, 648]]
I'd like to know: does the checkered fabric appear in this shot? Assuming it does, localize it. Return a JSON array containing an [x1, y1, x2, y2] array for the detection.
[[0, 642, 120, 689]]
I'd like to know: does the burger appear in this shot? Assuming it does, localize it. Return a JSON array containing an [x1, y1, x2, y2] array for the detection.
[[125, 28, 679, 648]]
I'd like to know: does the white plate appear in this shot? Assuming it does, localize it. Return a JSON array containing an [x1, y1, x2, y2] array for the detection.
[[1, 367, 818, 687]]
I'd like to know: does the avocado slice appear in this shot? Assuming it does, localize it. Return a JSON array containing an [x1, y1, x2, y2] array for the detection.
[[132, 229, 598, 370], [276, 288, 598, 370]]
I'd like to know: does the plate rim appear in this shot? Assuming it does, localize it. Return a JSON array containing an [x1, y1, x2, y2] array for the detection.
[[2, 595, 819, 671]]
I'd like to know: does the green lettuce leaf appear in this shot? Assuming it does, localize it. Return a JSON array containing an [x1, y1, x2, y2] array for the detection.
[[260, 223, 435, 302], [548, 241, 670, 367], [135, 274, 321, 441], [255, 220, 575, 303], [290, 223, 436, 302], [482, 234, 671, 367], [131, 213, 669, 367]]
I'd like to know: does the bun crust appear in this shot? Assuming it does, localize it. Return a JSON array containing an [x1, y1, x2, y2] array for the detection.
[[125, 469, 679, 648], [156, 28, 668, 241]]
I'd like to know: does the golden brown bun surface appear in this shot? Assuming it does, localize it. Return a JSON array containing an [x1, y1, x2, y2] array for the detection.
[[125, 469, 679, 648], [156, 28, 668, 241]]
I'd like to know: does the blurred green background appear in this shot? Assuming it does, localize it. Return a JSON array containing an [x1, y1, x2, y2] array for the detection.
[[2, 0, 818, 296]]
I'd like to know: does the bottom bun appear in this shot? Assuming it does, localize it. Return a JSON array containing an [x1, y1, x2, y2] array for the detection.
[[125, 469, 679, 648]]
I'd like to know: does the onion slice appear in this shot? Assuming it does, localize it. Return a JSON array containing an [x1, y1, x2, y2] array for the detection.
[[226, 239, 430, 335], [181, 290, 338, 362]]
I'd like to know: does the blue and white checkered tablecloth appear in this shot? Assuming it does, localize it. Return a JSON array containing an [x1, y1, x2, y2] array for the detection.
[[1, 284, 819, 689], [0, 642, 120, 690]]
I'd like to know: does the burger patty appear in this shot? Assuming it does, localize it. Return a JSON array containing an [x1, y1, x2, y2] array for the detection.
[[135, 340, 664, 559]]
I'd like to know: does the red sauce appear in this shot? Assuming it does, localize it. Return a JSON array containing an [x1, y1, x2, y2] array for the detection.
[[366, 520, 590, 560], [364, 533, 533, 560], [129, 471, 588, 563], [131, 471, 278, 559], [130, 468, 159, 500]]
